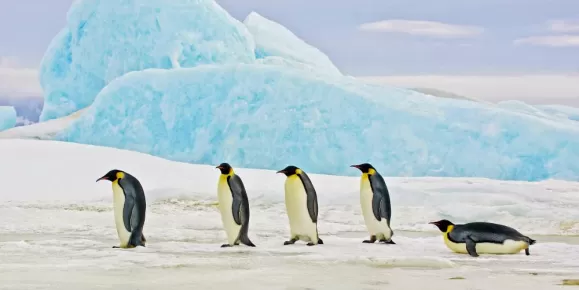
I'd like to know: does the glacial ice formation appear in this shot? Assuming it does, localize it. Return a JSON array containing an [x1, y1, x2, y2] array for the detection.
[[0, 106, 17, 132], [38, 0, 256, 121], [57, 64, 579, 181], [243, 12, 341, 76], [37, 0, 579, 182], [537, 104, 579, 122]]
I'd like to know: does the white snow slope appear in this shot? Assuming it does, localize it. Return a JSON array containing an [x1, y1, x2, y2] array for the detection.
[[1, 139, 579, 289]]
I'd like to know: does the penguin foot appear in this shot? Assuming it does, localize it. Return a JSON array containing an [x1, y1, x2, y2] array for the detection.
[[306, 242, 316, 246], [363, 235, 377, 243], [525, 248, 530, 256], [317, 238, 324, 245], [380, 239, 396, 245], [284, 238, 298, 246], [112, 246, 120, 248], [221, 244, 233, 248]]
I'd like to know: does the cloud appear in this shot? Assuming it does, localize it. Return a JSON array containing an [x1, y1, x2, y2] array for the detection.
[[358, 20, 484, 38], [360, 74, 579, 107], [514, 35, 579, 47], [0, 57, 42, 98], [548, 20, 579, 33]]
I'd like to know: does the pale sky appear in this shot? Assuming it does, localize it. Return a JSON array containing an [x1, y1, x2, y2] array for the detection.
[[0, 0, 577, 105]]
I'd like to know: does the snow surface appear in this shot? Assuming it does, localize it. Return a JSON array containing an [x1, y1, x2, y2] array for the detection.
[[243, 12, 341, 76], [39, 0, 256, 121], [1, 139, 579, 289], [0, 106, 16, 131], [57, 64, 579, 182]]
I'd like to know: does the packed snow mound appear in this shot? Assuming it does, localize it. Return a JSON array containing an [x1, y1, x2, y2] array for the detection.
[[243, 12, 341, 76], [39, 0, 256, 122], [57, 64, 579, 181], [0, 106, 16, 131]]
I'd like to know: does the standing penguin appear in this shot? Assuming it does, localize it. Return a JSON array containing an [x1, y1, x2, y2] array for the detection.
[[216, 163, 256, 248], [351, 163, 395, 244], [430, 219, 536, 257], [96, 169, 147, 248], [277, 165, 323, 246]]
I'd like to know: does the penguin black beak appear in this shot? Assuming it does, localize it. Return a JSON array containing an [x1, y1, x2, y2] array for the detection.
[[276, 170, 285, 174], [215, 166, 223, 170], [96, 176, 109, 182], [350, 164, 360, 169], [429, 221, 439, 226]]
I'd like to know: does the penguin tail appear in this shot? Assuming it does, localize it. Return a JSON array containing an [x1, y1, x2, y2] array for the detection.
[[129, 232, 146, 247], [239, 234, 256, 247], [528, 238, 536, 245]]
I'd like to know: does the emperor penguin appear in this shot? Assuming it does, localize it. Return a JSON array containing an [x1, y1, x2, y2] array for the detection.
[[216, 163, 256, 248], [96, 169, 147, 248], [430, 219, 536, 257], [277, 165, 323, 246], [351, 163, 395, 244]]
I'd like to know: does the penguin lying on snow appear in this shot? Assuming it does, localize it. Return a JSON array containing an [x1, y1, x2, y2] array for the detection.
[[277, 165, 324, 246], [351, 163, 395, 245], [96, 169, 147, 249], [215, 163, 256, 248], [430, 219, 536, 257]]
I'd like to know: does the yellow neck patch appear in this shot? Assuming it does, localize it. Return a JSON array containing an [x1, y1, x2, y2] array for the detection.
[[368, 168, 376, 175], [295, 168, 302, 175], [116, 172, 125, 180], [446, 225, 454, 233]]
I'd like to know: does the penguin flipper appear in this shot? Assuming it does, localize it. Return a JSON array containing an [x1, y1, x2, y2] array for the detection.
[[466, 237, 478, 257], [227, 175, 247, 226], [122, 191, 136, 233], [296, 172, 319, 223], [369, 174, 392, 222]]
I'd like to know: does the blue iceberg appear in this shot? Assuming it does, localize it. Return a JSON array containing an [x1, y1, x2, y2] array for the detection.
[[57, 65, 579, 181], [40, 0, 579, 182], [537, 104, 579, 122], [243, 12, 341, 76], [39, 0, 256, 121], [0, 106, 17, 132]]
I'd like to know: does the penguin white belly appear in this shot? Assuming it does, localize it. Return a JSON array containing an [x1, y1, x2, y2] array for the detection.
[[284, 176, 317, 241], [360, 176, 391, 240], [217, 177, 242, 245], [112, 181, 131, 248], [444, 235, 529, 255]]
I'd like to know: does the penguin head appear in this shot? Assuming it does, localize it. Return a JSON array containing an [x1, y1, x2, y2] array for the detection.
[[96, 169, 125, 182], [215, 163, 233, 175], [350, 163, 376, 174], [276, 165, 301, 176], [429, 219, 455, 232]]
